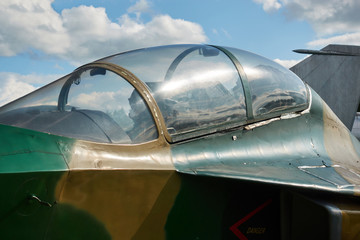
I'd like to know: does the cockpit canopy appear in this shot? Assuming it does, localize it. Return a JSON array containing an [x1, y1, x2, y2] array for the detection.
[[0, 45, 308, 143]]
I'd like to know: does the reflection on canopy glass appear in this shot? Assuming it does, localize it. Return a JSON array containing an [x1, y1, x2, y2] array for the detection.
[[61, 68, 158, 143], [0, 44, 309, 143], [224, 47, 308, 117], [0, 68, 158, 144], [105, 45, 247, 136]]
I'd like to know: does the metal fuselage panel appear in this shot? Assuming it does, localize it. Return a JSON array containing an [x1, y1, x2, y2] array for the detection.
[[172, 89, 360, 195]]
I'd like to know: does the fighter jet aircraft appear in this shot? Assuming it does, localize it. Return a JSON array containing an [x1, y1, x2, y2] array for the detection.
[[0, 44, 359, 240]]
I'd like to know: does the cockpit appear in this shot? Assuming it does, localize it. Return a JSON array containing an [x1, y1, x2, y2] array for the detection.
[[0, 45, 309, 143]]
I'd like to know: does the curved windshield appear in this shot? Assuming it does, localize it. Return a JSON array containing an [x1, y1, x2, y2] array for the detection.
[[0, 67, 158, 144], [224, 47, 308, 118], [0, 44, 309, 143], [103, 45, 247, 138]]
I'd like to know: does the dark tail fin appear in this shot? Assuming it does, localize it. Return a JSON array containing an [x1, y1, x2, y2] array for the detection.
[[290, 44, 360, 130]]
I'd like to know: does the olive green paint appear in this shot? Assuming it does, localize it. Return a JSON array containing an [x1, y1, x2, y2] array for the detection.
[[0, 124, 112, 239], [165, 174, 281, 240], [0, 124, 71, 172], [45, 204, 112, 240]]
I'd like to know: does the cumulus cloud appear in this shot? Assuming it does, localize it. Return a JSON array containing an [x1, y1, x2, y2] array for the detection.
[[282, 0, 360, 36], [274, 58, 301, 69], [0, 0, 208, 106], [308, 32, 360, 48], [0, 72, 62, 106], [0, 0, 207, 64], [253, 0, 282, 12], [253, 0, 360, 48], [127, 0, 152, 18], [0, 79, 35, 106], [0, 0, 69, 56], [72, 89, 133, 112]]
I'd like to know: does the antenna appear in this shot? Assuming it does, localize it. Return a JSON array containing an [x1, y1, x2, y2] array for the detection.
[[293, 49, 360, 56]]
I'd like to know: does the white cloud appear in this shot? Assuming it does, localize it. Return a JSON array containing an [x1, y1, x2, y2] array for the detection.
[[127, 0, 152, 18], [0, 72, 61, 85], [0, 0, 209, 107], [281, 0, 360, 36], [307, 32, 360, 48], [0, 72, 62, 106], [253, 0, 282, 12], [0, 0, 207, 65], [253, 0, 360, 48], [0, 0, 70, 56], [274, 58, 302, 68], [74, 91, 119, 111], [0, 78, 35, 106]]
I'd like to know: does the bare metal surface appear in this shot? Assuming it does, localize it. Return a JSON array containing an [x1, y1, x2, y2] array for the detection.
[[63, 139, 174, 170]]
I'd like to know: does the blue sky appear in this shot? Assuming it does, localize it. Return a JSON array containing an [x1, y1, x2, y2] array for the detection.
[[0, 0, 359, 105]]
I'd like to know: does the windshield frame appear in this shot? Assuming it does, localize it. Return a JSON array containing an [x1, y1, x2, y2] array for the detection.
[[0, 44, 310, 144]]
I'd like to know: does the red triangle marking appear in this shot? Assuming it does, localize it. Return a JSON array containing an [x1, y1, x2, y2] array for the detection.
[[229, 198, 272, 240]]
